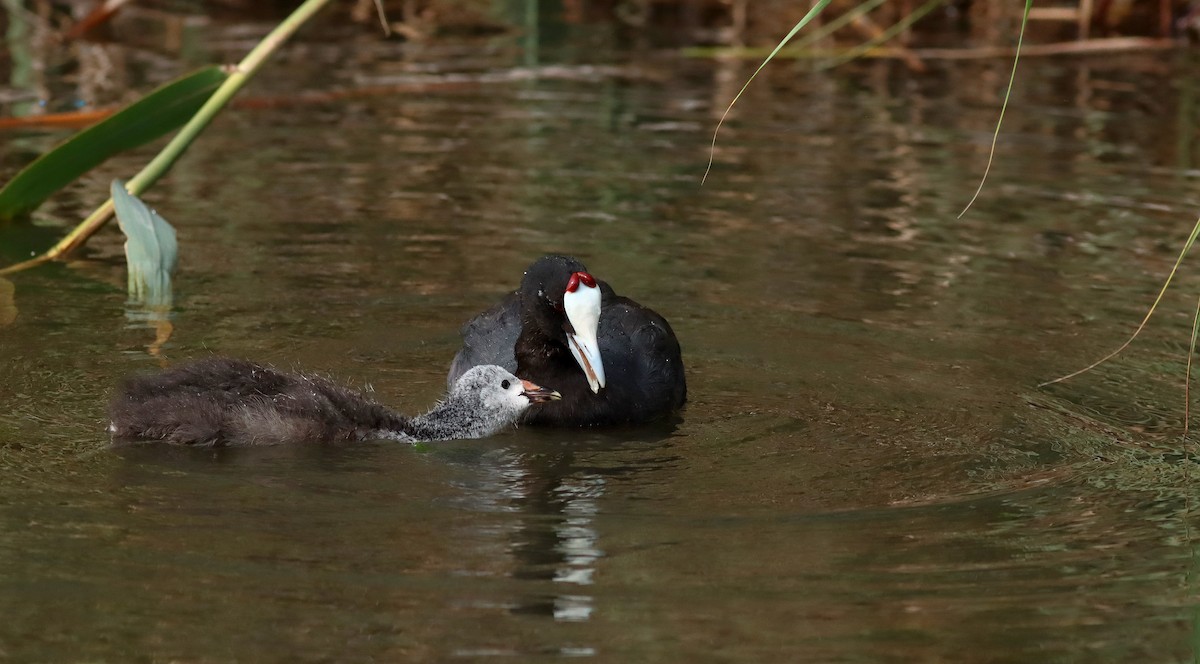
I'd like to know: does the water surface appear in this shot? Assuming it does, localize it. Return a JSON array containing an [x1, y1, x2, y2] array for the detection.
[[3, 18, 1200, 662]]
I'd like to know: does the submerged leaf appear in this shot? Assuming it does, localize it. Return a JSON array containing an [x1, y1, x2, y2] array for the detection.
[[111, 179, 177, 306], [0, 66, 228, 222]]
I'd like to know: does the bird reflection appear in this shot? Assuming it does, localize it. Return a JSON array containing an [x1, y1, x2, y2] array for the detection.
[[444, 424, 680, 622]]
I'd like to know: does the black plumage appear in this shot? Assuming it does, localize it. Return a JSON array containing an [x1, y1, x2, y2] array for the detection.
[[448, 255, 686, 426]]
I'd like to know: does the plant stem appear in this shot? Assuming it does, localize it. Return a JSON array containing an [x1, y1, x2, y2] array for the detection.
[[0, 254, 50, 276], [42, 0, 335, 261]]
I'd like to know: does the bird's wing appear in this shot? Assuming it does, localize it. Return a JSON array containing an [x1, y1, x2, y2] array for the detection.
[[447, 291, 522, 387], [601, 296, 687, 407]]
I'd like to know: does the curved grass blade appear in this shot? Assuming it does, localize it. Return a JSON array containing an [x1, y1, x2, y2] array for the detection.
[[791, 0, 888, 53], [684, 0, 887, 59], [815, 0, 944, 71], [111, 179, 177, 306], [1187, 292, 1200, 434], [1040, 215, 1200, 388], [702, 0, 832, 185], [0, 66, 227, 222], [958, 0, 1032, 218], [371, 0, 392, 36]]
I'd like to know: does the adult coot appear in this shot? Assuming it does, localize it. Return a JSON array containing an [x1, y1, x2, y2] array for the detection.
[[448, 255, 686, 426], [108, 357, 560, 446]]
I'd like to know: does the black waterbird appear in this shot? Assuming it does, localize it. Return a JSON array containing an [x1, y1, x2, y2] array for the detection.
[[448, 255, 686, 426]]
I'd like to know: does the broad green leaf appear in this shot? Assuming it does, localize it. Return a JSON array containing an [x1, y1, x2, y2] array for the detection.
[[0, 66, 228, 222], [111, 179, 177, 306]]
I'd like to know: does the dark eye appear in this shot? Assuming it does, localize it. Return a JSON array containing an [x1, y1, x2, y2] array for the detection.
[[501, 380, 511, 390]]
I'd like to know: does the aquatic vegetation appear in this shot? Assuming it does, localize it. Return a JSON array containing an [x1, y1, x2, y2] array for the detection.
[[0, 67, 227, 223], [1041, 216, 1200, 428], [957, 0, 1031, 218], [702, 0, 832, 185], [0, 0, 337, 276], [702, 0, 1035, 212], [110, 180, 177, 308]]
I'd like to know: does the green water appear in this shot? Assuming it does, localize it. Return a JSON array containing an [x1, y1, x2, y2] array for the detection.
[[4, 18, 1200, 662]]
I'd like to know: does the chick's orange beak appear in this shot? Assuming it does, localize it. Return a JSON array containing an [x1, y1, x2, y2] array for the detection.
[[520, 379, 561, 404]]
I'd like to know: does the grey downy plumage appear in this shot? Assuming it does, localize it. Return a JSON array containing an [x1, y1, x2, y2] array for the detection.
[[108, 357, 559, 447]]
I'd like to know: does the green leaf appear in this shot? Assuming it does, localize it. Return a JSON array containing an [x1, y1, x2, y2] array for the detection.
[[111, 179, 177, 306], [0, 65, 228, 222]]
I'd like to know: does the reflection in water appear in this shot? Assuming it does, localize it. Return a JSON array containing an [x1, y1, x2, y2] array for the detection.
[[0, 277, 16, 326], [5, 15, 1200, 662], [448, 432, 678, 633]]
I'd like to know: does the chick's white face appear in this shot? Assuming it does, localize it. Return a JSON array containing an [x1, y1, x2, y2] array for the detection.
[[483, 367, 532, 417], [455, 365, 533, 421], [448, 366, 561, 439]]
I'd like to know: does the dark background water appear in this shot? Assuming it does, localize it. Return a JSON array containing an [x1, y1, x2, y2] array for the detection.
[[4, 5, 1200, 661]]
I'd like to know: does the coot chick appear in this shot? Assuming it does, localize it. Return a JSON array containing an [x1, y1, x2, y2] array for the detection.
[[108, 357, 559, 447], [448, 255, 686, 426]]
